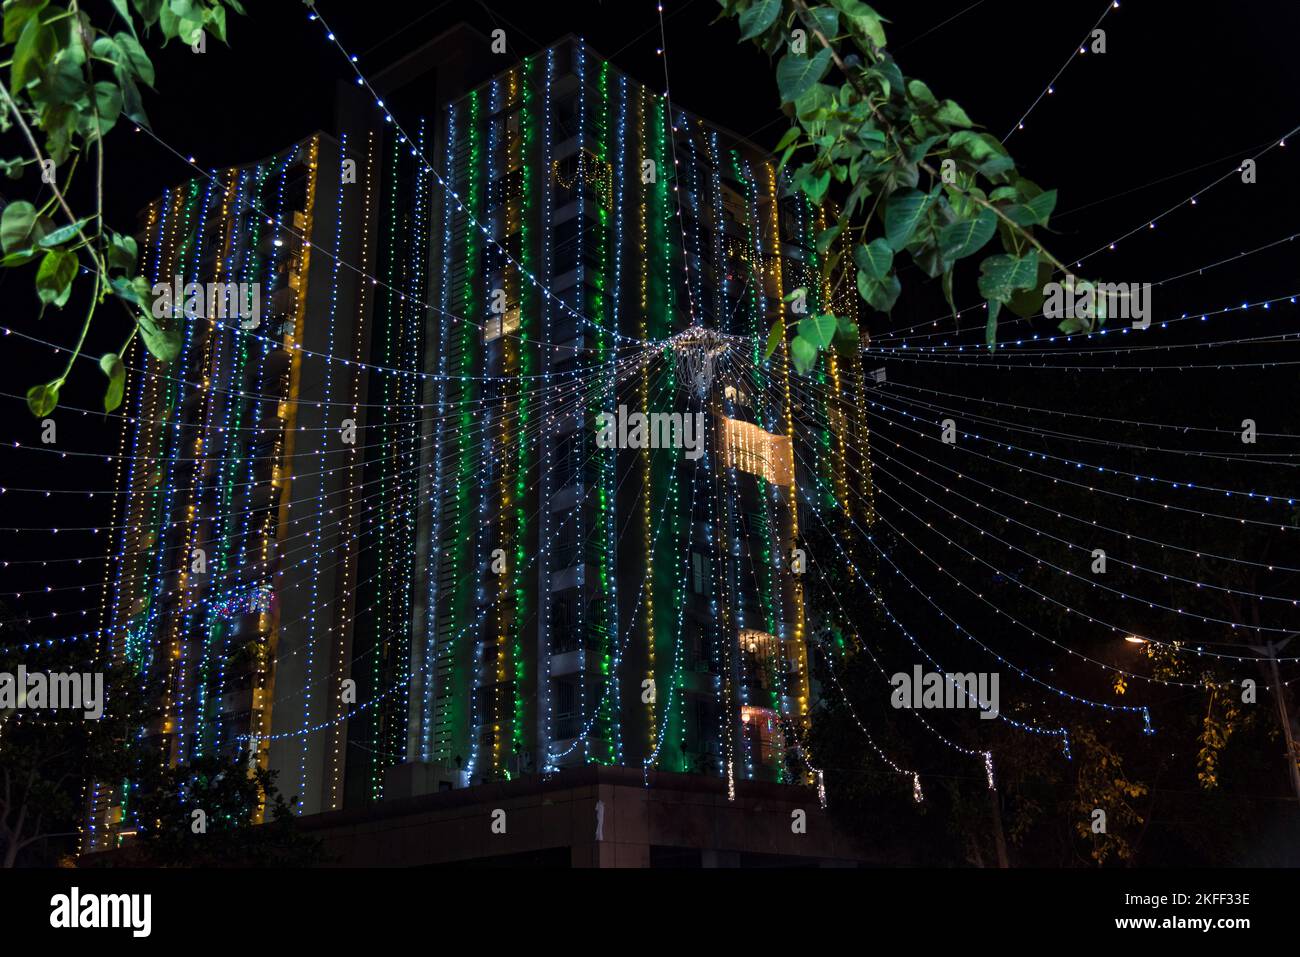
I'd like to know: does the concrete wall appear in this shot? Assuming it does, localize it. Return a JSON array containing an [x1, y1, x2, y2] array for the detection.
[[299, 766, 873, 867]]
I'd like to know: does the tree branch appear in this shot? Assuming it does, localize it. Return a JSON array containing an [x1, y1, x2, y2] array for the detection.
[[0, 85, 96, 252], [789, 0, 1066, 274]]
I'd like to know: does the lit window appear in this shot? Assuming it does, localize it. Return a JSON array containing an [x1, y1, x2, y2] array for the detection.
[[720, 417, 793, 486], [723, 384, 751, 407], [740, 704, 780, 764], [484, 306, 520, 342]]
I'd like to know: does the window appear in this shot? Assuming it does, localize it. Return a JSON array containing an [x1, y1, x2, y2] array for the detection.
[[691, 624, 716, 672], [723, 384, 751, 408], [691, 551, 712, 594], [741, 705, 779, 765], [554, 680, 578, 739], [483, 305, 520, 342], [694, 698, 718, 756], [720, 416, 794, 486], [556, 520, 581, 569], [739, 629, 779, 690]]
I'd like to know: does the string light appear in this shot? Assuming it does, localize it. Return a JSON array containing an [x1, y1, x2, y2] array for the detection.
[[46, 25, 1297, 846], [1003, 0, 1118, 141], [307, 9, 646, 349]]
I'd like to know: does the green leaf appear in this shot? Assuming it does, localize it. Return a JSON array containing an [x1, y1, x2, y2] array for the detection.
[[43, 46, 90, 105], [1007, 256, 1054, 319], [35, 248, 77, 306], [941, 265, 957, 319], [12, 13, 56, 93], [869, 55, 903, 100], [906, 79, 937, 109], [132, 0, 164, 29], [857, 270, 900, 312], [854, 237, 893, 279], [37, 217, 92, 248], [804, 6, 839, 41], [158, 1, 179, 40], [795, 165, 831, 204], [1, 200, 38, 252], [977, 251, 1039, 305], [949, 131, 1013, 178], [935, 99, 973, 128], [939, 208, 996, 261], [110, 273, 152, 306], [99, 352, 126, 411], [800, 313, 838, 349], [764, 317, 785, 360], [206, 4, 226, 43], [737, 0, 780, 40], [26, 379, 59, 416], [908, 132, 944, 166], [0, 249, 38, 267], [110, 0, 136, 35], [794, 82, 835, 128], [107, 232, 138, 273], [1013, 177, 1044, 203], [949, 130, 1008, 164], [910, 239, 946, 278], [3, 0, 48, 44], [977, 155, 1015, 180], [119, 72, 148, 126], [137, 313, 181, 362], [1004, 188, 1057, 227], [815, 223, 841, 255], [791, 335, 817, 374], [830, 0, 886, 48], [783, 286, 807, 304], [776, 47, 831, 105], [774, 126, 801, 153], [40, 103, 78, 165], [776, 141, 798, 175], [113, 31, 156, 87], [170, 0, 205, 46], [884, 188, 935, 251], [82, 82, 124, 137], [985, 299, 1001, 348]]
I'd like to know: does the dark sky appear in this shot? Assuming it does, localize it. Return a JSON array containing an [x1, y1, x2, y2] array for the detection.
[[3, 0, 1299, 637], [99, 0, 1300, 247]]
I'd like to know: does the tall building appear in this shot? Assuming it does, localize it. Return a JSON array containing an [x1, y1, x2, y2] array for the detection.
[[90, 32, 875, 853], [391, 36, 876, 800], [89, 132, 377, 844]]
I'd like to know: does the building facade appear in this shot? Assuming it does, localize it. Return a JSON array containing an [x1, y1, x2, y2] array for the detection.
[[89, 133, 378, 845], [91, 34, 875, 852], [392, 36, 876, 797]]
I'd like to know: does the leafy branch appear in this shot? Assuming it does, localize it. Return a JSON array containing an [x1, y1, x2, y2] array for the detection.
[[1, 0, 245, 416], [720, 0, 1087, 371]]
